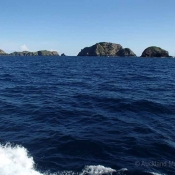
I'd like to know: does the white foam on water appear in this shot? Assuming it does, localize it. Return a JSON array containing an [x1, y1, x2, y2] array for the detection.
[[0, 143, 43, 175], [81, 165, 116, 175], [117, 168, 128, 172], [150, 173, 165, 175]]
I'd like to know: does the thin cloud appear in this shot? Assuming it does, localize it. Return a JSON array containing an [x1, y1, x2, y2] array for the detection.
[[20, 44, 29, 51]]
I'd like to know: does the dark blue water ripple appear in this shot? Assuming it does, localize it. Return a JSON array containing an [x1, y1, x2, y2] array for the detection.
[[0, 56, 175, 175]]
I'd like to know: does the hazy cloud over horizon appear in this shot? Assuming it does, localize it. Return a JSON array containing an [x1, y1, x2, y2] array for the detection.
[[20, 44, 29, 51]]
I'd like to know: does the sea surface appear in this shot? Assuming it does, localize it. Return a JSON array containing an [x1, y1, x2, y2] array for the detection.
[[0, 56, 175, 175]]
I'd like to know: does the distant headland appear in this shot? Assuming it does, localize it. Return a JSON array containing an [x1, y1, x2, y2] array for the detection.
[[0, 42, 173, 57], [0, 50, 59, 56]]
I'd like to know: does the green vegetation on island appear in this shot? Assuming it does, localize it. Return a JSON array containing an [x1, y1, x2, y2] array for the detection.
[[77, 42, 136, 57], [141, 46, 169, 57], [37, 50, 59, 56], [10, 51, 38, 56], [9, 50, 59, 56]]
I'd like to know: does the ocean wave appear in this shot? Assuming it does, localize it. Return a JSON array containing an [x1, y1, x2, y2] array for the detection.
[[0, 143, 165, 175]]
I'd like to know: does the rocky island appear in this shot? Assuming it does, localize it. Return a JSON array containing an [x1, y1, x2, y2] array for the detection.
[[9, 50, 59, 56], [77, 42, 136, 57], [141, 46, 169, 57]]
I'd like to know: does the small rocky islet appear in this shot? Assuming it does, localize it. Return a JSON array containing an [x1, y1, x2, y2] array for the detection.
[[141, 46, 170, 57], [0, 43, 173, 57], [61, 53, 66, 56]]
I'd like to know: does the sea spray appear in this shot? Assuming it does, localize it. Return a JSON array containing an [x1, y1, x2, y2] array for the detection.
[[81, 165, 116, 175], [0, 143, 42, 175]]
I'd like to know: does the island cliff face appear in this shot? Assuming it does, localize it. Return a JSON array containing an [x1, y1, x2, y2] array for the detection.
[[0, 49, 7, 55], [10, 51, 38, 56], [37, 50, 59, 56], [9, 50, 59, 56], [141, 47, 169, 57], [117, 48, 136, 57], [77, 42, 136, 57]]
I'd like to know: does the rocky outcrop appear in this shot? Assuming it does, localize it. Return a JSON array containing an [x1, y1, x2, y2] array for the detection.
[[0, 49, 7, 55], [10, 50, 59, 56], [117, 48, 136, 57], [78, 42, 122, 56], [77, 42, 136, 57], [61, 53, 66, 56], [141, 46, 169, 57], [37, 50, 59, 56]]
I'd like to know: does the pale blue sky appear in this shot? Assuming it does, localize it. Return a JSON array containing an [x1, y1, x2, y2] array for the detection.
[[0, 0, 175, 56]]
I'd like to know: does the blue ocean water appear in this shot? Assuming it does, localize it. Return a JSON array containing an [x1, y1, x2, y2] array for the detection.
[[0, 56, 175, 175]]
